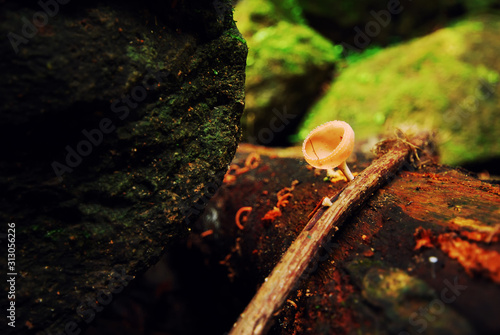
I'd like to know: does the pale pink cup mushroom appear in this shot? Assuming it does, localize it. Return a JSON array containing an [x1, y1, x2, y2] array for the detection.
[[302, 120, 355, 181]]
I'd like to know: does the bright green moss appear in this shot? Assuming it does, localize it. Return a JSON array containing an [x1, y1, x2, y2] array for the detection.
[[298, 16, 500, 165], [234, 0, 280, 37], [247, 21, 341, 79], [235, 0, 342, 130], [243, 20, 341, 112], [126, 41, 160, 68], [235, 0, 305, 36]]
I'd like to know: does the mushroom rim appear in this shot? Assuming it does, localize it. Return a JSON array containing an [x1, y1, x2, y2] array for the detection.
[[302, 120, 355, 169]]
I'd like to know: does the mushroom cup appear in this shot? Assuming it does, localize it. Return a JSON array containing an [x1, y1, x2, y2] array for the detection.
[[302, 120, 355, 181]]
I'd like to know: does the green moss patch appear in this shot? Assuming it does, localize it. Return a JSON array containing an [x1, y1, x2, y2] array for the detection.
[[298, 15, 500, 165]]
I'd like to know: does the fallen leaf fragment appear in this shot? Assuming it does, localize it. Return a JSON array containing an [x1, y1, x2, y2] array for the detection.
[[438, 234, 500, 284], [414, 227, 435, 250]]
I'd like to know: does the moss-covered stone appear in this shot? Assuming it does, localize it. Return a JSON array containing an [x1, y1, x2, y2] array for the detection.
[[235, 0, 305, 36], [235, 0, 341, 145], [298, 15, 500, 165]]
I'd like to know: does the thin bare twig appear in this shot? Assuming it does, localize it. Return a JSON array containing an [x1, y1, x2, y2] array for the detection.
[[229, 133, 433, 335]]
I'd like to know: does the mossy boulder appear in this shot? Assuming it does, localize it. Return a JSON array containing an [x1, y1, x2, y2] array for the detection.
[[0, 1, 246, 334], [298, 15, 500, 165], [235, 0, 341, 145]]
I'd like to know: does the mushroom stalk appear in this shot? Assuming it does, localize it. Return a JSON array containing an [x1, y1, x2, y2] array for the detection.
[[338, 160, 354, 181]]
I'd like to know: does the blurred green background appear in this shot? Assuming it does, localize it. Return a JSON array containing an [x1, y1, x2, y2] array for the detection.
[[234, 0, 500, 169]]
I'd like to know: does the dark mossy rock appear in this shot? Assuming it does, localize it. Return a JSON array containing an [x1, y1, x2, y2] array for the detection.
[[190, 144, 500, 334], [0, 1, 246, 334]]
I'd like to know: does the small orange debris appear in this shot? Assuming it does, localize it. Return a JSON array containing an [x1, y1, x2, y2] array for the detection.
[[362, 249, 374, 257], [449, 218, 500, 243], [414, 224, 500, 283], [235, 166, 250, 176], [307, 198, 323, 218], [223, 174, 237, 183], [286, 299, 298, 309], [276, 180, 299, 208], [200, 229, 214, 237], [223, 164, 240, 183], [328, 169, 348, 183], [261, 206, 282, 222], [276, 192, 293, 208], [459, 231, 488, 242], [244, 153, 261, 169], [219, 253, 231, 266], [235, 207, 252, 230], [279, 179, 299, 194], [261, 180, 299, 223], [414, 227, 435, 250], [223, 153, 261, 183]]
